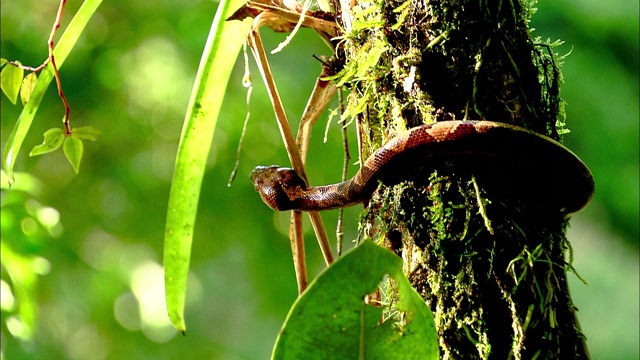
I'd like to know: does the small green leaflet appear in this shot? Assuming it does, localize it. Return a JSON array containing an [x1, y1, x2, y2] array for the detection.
[[63, 137, 83, 174], [2, 0, 103, 184], [71, 126, 101, 141], [29, 126, 99, 173], [29, 128, 65, 156], [20, 72, 38, 106], [272, 240, 439, 360], [1, 61, 24, 104]]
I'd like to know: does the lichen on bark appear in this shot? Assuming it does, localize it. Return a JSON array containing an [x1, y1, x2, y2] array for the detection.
[[334, 0, 590, 358]]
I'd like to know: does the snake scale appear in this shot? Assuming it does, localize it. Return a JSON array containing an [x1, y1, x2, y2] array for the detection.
[[250, 120, 594, 215]]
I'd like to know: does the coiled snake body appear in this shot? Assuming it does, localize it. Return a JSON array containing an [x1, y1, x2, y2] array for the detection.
[[250, 121, 594, 215]]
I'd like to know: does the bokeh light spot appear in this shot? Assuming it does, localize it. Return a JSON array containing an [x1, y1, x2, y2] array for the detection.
[[20, 217, 38, 236], [130, 261, 176, 343], [36, 206, 60, 228], [120, 37, 191, 115], [0, 280, 15, 311], [5, 316, 27, 341], [80, 230, 123, 272], [32, 257, 51, 276], [114, 292, 141, 331], [64, 324, 110, 360]]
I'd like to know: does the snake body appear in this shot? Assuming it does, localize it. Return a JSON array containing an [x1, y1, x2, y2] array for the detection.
[[250, 121, 594, 215]]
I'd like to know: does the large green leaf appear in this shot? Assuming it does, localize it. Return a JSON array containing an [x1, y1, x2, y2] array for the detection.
[[272, 240, 439, 360], [2, 0, 103, 183], [163, 0, 250, 333]]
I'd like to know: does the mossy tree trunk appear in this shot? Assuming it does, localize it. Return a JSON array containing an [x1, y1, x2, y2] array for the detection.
[[338, 0, 589, 358]]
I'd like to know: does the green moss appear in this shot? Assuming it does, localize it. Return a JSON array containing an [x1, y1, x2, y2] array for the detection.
[[339, 0, 588, 358]]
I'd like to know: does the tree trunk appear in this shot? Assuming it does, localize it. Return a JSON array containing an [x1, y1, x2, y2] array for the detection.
[[340, 0, 590, 358]]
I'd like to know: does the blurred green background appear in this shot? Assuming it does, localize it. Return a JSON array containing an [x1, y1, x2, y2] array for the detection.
[[1, 0, 637, 359]]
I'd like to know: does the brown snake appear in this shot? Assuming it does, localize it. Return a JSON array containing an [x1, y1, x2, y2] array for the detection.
[[250, 121, 594, 215]]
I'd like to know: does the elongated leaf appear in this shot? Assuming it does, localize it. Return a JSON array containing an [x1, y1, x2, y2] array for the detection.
[[1, 62, 23, 104], [63, 137, 83, 173], [272, 240, 439, 360], [163, 0, 250, 333], [71, 126, 101, 141], [2, 0, 103, 184], [29, 128, 65, 156]]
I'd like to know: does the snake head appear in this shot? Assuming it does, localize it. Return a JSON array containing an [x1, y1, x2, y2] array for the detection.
[[250, 166, 307, 211]]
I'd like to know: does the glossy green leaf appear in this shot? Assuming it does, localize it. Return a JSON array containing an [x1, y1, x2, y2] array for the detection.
[[63, 137, 83, 174], [272, 240, 439, 360], [2, 0, 103, 184], [163, 0, 250, 333], [0, 58, 7, 67], [71, 126, 101, 141], [20, 72, 38, 106], [1, 62, 23, 104], [29, 128, 65, 156]]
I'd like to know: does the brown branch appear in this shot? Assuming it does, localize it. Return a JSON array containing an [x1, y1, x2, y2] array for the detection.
[[247, 15, 335, 294], [7, 0, 71, 134], [47, 0, 72, 135], [7, 61, 47, 73]]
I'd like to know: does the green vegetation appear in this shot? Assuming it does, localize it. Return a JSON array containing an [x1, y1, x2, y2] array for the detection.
[[1, 0, 637, 359]]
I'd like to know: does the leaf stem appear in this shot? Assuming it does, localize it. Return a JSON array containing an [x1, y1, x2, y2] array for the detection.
[[47, 0, 72, 135], [7, 61, 46, 73], [8, 0, 73, 134]]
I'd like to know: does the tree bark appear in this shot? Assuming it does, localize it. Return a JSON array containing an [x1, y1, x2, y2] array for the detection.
[[339, 0, 590, 358]]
